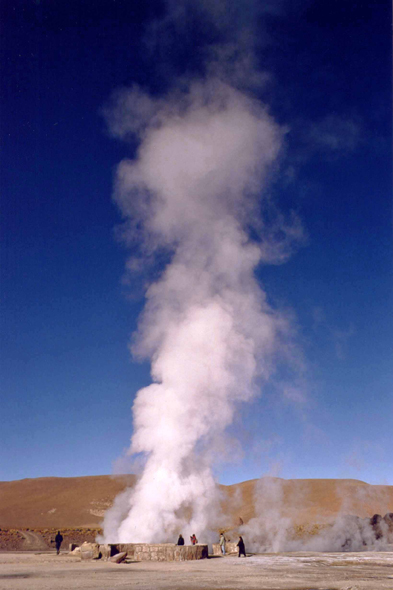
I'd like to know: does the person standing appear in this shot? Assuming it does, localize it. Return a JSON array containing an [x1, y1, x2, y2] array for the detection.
[[55, 531, 63, 555], [219, 533, 226, 555], [237, 535, 246, 557], [177, 534, 185, 545], [190, 534, 197, 545]]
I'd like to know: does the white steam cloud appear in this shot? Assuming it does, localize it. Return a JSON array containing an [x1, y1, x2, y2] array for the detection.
[[239, 477, 393, 552], [100, 77, 302, 543]]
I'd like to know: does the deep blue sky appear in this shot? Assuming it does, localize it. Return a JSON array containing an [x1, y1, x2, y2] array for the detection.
[[1, 0, 392, 484]]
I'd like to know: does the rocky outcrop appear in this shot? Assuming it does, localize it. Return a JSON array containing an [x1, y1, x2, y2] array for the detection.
[[370, 513, 393, 543]]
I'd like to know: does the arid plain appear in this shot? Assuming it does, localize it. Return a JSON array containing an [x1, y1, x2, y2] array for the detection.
[[1, 550, 393, 590]]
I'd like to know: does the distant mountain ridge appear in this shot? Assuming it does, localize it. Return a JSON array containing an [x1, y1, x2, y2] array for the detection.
[[0, 475, 392, 529]]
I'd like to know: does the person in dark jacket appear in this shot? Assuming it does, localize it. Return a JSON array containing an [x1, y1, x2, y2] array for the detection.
[[55, 531, 63, 555], [177, 534, 185, 545], [237, 535, 246, 557]]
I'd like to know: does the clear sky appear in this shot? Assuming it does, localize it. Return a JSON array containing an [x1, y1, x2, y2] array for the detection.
[[1, 0, 392, 485]]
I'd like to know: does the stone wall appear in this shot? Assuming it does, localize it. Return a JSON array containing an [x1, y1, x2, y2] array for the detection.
[[211, 542, 238, 556], [100, 543, 208, 561], [80, 542, 101, 560]]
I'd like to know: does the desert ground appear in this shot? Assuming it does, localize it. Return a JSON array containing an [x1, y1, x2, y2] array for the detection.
[[1, 550, 393, 590]]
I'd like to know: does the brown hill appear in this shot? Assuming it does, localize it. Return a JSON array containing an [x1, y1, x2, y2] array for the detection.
[[0, 475, 135, 528], [0, 475, 392, 529], [221, 477, 393, 525]]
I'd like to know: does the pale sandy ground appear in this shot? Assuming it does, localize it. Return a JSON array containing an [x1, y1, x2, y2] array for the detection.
[[1, 551, 393, 590]]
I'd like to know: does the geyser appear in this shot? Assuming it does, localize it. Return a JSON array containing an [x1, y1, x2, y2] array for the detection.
[[100, 78, 301, 544]]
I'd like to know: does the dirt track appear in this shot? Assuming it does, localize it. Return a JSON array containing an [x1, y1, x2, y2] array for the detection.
[[1, 551, 393, 590]]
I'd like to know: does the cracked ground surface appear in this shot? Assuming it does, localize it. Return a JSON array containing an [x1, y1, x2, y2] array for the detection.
[[0, 551, 392, 590]]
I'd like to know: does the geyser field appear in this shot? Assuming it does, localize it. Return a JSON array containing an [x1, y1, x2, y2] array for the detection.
[[1, 475, 392, 553], [1, 476, 393, 590], [2, 0, 391, 588]]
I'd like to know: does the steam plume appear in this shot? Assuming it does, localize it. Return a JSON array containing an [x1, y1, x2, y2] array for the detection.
[[100, 76, 301, 543], [240, 477, 393, 552], [99, 0, 305, 543]]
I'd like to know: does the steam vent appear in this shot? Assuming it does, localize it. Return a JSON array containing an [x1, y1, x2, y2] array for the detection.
[[81, 542, 208, 562]]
